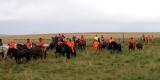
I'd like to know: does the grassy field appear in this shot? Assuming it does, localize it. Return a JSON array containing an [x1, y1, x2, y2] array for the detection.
[[0, 40, 160, 80]]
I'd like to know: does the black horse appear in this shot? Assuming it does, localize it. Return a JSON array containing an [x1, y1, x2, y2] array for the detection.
[[12, 44, 32, 64], [75, 39, 86, 50], [129, 42, 136, 52], [107, 41, 122, 53]]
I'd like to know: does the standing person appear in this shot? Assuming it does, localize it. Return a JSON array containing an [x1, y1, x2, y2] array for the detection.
[[93, 40, 99, 54], [72, 35, 76, 43], [8, 40, 16, 58], [81, 35, 85, 41], [24, 38, 32, 48], [148, 35, 151, 44], [66, 38, 76, 64], [142, 33, 145, 42]]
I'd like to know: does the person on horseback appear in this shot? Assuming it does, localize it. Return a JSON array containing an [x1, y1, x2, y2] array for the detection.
[[55, 38, 64, 57], [129, 37, 135, 44], [24, 38, 32, 48], [72, 35, 76, 43], [36, 38, 44, 47], [81, 35, 85, 41], [142, 33, 145, 42], [101, 35, 105, 42], [8, 40, 16, 58], [107, 37, 114, 49], [129, 37, 136, 51], [94, 34, 99, 41], [108, 37, 114, 44]]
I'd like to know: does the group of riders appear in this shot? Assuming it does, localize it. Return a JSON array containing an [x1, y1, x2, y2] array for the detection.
[[0, 33, 153, 64]]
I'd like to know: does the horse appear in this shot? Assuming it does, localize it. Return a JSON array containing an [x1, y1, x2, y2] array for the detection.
[[98, 41, 107, 50], [136, 42, 143, 50], [31, 44, 47, 60], [47, 42, 56, 50], [10, 44, 32, 64], [107, 41, 122, 53], [0, 44, 9, 59], [129, 42, 136, 52], [55, 42, 66, 58], [75, 39, 86, 50]]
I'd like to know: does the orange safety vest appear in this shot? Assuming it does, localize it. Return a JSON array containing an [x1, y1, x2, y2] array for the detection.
[[109, 39, 113, 43], [25, 42, 32, 47], [36, 41, 44, 47], [93, 41, 99, 49], [129, 39, 135, 44], [66, 40, 75, 53]]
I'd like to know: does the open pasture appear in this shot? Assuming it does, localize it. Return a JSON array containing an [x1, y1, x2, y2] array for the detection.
[[0, 32, 160, 80]]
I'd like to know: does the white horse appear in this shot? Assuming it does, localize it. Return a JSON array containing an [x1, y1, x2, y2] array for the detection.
[[0, 44, 9, 59]]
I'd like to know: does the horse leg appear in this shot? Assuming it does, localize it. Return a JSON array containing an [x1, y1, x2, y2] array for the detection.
[[44, 51, 47, 59], [55, 52, 58, 58]]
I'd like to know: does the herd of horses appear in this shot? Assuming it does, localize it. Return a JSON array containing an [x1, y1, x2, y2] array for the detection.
[[0, 38, 144, 64], [0, 44, 47, 64]]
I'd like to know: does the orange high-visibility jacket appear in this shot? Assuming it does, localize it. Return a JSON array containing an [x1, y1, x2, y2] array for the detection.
[[93, 41, 99, 49], [36, 41, 44, 47], [66, 40, 75, 53], [25, 42, 32, 47], [129, 39, 135, 44], [109, 39, 113, 43]]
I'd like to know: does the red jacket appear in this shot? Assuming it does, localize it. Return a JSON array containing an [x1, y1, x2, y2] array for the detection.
[[9, 42, 15, 49]]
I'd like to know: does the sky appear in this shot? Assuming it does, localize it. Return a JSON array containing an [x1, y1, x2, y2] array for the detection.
[[0, 0, 160, 35]]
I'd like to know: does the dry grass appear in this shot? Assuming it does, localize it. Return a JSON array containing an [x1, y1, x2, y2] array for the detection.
[[0, 40, 160, 80]]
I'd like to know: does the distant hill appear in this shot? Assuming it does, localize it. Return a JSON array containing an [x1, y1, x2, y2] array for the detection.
[[0, 34, 5, 37]]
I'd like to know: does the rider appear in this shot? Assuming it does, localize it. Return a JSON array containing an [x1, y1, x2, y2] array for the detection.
[[129, 37, 135, 44], [36, 38, 44, 47], [94, 34, 99, 41], [72, 35, 76, 43], [8, 40, 16, 58], [148, 35, 151, 44], [108, 37, 114, 44], [24, 38, 32, 48], [80, 35, 85, 41], [101, 35, 105, 42]]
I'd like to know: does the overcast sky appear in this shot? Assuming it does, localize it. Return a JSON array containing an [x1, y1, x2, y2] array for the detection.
[[0, 0, 160, 34]]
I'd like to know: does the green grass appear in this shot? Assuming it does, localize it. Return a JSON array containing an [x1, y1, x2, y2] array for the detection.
[[0, 43, 160, 80]]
